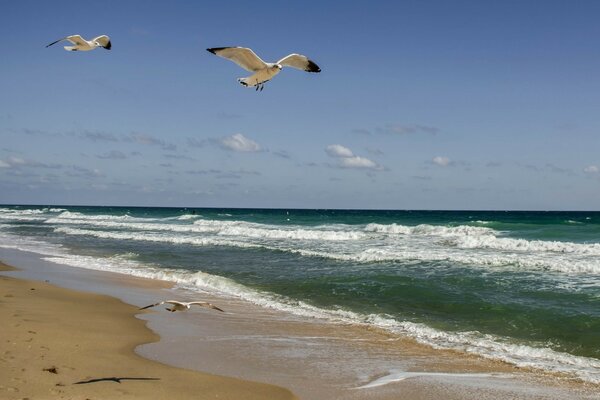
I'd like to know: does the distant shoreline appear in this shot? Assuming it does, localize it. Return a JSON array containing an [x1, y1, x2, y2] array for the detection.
[[2, 203, 600, 212]]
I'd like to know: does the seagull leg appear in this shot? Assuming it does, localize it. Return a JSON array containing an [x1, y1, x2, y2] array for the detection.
[[260, 84, 264, 92]]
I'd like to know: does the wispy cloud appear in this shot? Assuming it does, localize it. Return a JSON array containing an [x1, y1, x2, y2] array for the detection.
[[325, 144, 382, 170], [65, 166, 104, 179], [0, 156, 62, 169], [379, 123, 439, 135], [354, 123, 439, 136], [164, 154, 195, 161], [273, 150, 291, 159], [412, 175, 432, 180], [126, 132, 177, 151], [584, 165, 599, 174], [187, 137, 207, 148], [97, 150, 127, 160], [77, 130, 120, 142], [185, 168, 261, 178]]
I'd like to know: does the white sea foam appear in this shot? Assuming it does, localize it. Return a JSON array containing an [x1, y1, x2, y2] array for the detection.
[[354, 371, 501, 389], [450, 234, 600, 255], [47, 216, 365, 241], [44, 213, 600, 261], [53, 211, 141, 221], [0, 208, 49, 221], [0, 232, 65, 256], [51, 224, 600, 275], [365, 223, 494, 237], [53, 226, 262, 249], [175, 214, 201, 220]]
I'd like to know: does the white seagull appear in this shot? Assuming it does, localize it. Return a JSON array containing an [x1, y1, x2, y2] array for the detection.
[[46, 35, 111, 51], [139, 300, 224, 313], [207, 47, 321, 91]]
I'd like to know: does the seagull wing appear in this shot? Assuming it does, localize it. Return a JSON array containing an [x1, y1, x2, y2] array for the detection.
[[277, 54, 321, 73], [188, 301, 225, 312], [164, 300, 186, 306], [93, 35, 111, 50], [46, 37, 70, 48], [207, 47, 267, 72], [65, 35, 87, 46], [139, 301, 165, 310]]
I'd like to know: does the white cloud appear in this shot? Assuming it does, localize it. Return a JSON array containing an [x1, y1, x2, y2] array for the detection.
[[584, 165, 599, 173], [0, 160, 9, 168], [433, 156, 451, 167], [325, 144, 381, 170], [339, 156, 378, 169], [326, 144, 354, 158], [220, 133, 261, 152]]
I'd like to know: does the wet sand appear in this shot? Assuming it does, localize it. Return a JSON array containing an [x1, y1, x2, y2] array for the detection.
[[0, 261, 297, 400]]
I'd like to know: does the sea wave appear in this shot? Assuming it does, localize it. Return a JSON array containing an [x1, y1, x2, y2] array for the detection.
[[449, 234, 600, 255], [52, 226, 600, 274], [47, 216, 365, 241], [365, 223, 494, 237], [53, 211, 141, 221], [31, 251, 600, 384]]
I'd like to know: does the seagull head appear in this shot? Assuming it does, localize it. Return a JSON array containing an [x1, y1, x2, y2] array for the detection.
[[274, 64, 282, 70]]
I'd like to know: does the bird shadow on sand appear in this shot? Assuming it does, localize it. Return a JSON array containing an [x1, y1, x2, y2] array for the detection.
[[74, 377, 160, 384]]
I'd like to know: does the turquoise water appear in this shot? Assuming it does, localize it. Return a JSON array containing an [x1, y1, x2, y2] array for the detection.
[[1, 205, 599, 381]]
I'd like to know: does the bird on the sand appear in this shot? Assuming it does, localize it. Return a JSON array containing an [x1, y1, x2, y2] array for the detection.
[[46, 35, 111, 51], [207, 47, 320, 91], [139, 300, 224, 313]]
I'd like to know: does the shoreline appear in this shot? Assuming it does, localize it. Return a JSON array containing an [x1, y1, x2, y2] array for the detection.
[[0, 261, 297, 400], [2, 250, 599, 400]]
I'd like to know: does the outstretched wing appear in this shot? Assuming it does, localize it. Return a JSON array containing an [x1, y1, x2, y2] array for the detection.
[[46, 35, 86, 48], [93, 35, 111, 50], [188, 301, 225, 312], [277, 54, 321, 73], [207, 47, 267, 72], [139, 301, 165, 310], [46, 37, 67, 48]]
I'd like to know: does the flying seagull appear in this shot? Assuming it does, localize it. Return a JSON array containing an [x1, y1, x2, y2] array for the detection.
[[139, 300, 224, 313], [207, 47, 320, 91], [46, 35, 111, 51]]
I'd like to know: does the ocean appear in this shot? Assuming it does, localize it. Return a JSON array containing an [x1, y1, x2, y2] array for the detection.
[[1, 205, 599, 383]]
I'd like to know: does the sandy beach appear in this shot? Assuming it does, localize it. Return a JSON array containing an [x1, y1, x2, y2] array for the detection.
[[0, 261, 297, 400]]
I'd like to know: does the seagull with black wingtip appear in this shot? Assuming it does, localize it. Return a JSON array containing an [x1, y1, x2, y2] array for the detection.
[[46, 34, 111, 51], [207, 46, 320, 91], [139, 300, 225, 313]]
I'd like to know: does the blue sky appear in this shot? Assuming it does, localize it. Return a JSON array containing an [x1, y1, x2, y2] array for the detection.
[[1, 1, 600, 210]]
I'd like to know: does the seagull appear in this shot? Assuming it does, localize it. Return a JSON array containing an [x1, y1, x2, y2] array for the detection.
[[139, 300, 224, 313], [46, 35, 111, 51], [207, 47, 321, 91]]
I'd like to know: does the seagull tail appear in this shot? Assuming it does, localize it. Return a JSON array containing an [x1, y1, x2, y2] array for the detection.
[[237, 78, 250, 87]]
